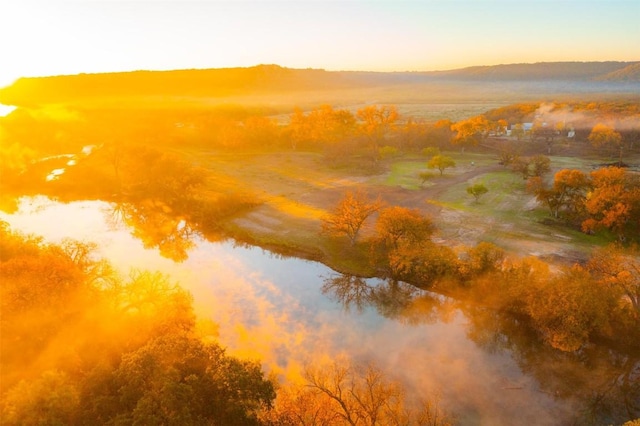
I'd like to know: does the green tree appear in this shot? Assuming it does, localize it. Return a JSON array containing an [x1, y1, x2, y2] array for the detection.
[[321, 190, 384, 246], [418, 171, 435, 187], [427, 155, 456, 176], [466, 183, 488, 202]]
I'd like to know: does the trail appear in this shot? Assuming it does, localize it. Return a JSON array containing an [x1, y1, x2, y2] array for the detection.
[[366, 164, 504, 215]]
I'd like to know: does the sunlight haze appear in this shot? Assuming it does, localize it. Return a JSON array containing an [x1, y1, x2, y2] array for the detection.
[[1, 0, 638, 87]]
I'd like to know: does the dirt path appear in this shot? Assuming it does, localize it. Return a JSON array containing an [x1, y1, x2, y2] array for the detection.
[[321, 163, 506, 216]]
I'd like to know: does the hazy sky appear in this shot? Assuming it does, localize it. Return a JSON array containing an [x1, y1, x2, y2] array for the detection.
[[1, 0, 639, 86]]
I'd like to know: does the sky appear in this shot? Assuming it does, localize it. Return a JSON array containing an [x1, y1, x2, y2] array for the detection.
[[0, 0, 639, 88]]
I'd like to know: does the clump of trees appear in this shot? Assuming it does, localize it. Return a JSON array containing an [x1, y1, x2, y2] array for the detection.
[[320, 189, 640, 353], [0, 223, 276, 425], [0, 224, 459, 425], [529, 166, 640, 241]]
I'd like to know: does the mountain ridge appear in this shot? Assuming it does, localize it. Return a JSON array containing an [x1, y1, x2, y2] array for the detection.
[[1, 61, 638, 107]]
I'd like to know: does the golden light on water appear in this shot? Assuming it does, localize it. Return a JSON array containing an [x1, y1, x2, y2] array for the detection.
[[0, 105, 16, 116]]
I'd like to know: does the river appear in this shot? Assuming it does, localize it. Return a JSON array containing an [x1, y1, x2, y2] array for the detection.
[[2, 196, 634, 425]]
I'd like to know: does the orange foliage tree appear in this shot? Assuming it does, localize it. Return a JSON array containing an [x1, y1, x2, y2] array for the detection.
[[582, 167, 640, 240], [356, 105, 399, 162], [528, 169, 589, 220], [321, 190, 384, 246], [588, 123, 623, 164], [450, 116, 490, 152]]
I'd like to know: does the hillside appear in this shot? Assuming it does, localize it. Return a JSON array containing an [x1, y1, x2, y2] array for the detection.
[[424, 61, 638, 81], [1, 61, 638, 108], [595, 62, 640, 82]]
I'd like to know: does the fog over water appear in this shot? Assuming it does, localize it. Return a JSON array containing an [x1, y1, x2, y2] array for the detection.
[[0, 196, 582, 425]]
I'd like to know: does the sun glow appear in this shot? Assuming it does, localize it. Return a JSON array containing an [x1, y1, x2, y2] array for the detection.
[[0, 1, 638, 87], [0, 105, 16, 117]]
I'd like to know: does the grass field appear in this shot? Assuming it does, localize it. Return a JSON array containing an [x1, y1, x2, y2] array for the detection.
[[174, 144, 639, 272]]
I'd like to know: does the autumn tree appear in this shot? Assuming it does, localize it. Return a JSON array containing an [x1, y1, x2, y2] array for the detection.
[[119, 145, 206, 205], [589, 123, 624, 165], [466, 183, 488, 202], [289, 105, 357, 156], [387, 242, 458, 285], [375, 207, 434, 250], [464, 242, 506, 276], [321, 190, 384, 246], [242, 116, 281, 149], [582, 167, 640, 240], [423, 119, 454, 149], [0, 226, 277, 425], [510, 123, 525, 141], [530, 123, 558, 154], [107, 333, 275, 426], [450, 116, 490, 152], [528, 169, 589, 220], [398, 117, 427, 152], [511, 155, 550, 180], [357, 105, 399, 163], [287, 107, 311, 150], [511, 156, 531, 180], [524, 266, 612, 351], [587, 244, 640, 317], [530, 155, 551, 178], [270, 358, 454, 426], [496, 140, 519, 167], [427, 155, 456, 176]]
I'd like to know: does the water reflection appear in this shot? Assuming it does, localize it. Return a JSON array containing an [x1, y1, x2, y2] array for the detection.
[[109, 200, 198, 262], [322, 273, 456, 325], [1, 197, 639, 425]]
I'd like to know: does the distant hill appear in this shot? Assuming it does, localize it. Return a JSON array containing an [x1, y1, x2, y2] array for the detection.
[[1, 61, 638, 108], [0, 65, 357, 107], [423, 61, 638, 81], [594, 63, 640, 82]]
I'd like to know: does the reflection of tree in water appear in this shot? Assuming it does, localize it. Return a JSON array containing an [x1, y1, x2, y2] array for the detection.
[[324, 275, 640, 424], [110, 199, 198, 262], [321, 273, 455, 324], [463, 305, 640, 425], [321, 274, 373, 314]]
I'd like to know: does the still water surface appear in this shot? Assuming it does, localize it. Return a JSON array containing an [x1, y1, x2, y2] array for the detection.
[[2, 196, 587, 425]]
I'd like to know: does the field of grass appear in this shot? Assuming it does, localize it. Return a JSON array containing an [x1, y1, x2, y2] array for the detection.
[[172, 145, 639, 272]]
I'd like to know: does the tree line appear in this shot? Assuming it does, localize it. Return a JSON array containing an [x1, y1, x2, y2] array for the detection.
[[2, 101, 639, 183]]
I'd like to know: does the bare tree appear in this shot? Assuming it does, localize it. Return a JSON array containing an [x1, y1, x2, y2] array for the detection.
[[321, 190, 384, 246]]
